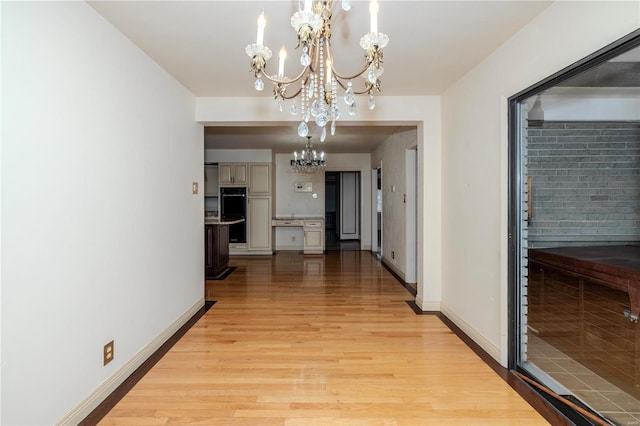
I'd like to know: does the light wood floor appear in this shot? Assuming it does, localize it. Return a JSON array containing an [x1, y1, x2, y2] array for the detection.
[[100, 251, 548, 425]]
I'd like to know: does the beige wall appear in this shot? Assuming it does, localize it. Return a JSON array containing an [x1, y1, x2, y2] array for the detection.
[[441, 1, 640, 364], [2, 2, 204, 423], [372, 128, 418, 279]]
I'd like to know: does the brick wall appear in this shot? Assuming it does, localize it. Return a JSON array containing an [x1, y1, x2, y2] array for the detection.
[[527, 121, 640, 247]]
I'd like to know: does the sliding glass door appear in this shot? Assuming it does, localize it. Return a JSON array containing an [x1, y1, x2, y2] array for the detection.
[[509, 31, 640, 425]]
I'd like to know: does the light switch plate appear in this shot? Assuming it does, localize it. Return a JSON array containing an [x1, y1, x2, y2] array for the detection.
[[295, 181, 313, 192]]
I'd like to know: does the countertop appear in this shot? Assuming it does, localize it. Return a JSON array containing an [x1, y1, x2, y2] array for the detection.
[[272, 216, 324, 221], [205, 218, 245, 225]]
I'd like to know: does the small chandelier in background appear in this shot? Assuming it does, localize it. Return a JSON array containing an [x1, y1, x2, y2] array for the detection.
[[291, 136, 326, 173], [246, 0, 389, 142]]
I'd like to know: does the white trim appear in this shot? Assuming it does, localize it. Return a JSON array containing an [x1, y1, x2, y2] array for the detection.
[[55, 298, 205, 426], [274, 245, 302, 251], [440, 302, 501, 363], [415, 296, 440, 312]]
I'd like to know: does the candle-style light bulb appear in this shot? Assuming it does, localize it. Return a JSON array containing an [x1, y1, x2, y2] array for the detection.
[[369, 0, 378, 34], [278, 46, 287, 77], [321, 152, 325, 160], [304, 0, 312, 12], [294, 151, 298, 160], [256, 11, 266, 46]]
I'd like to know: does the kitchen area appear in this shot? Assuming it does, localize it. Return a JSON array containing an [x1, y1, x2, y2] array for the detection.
[[204, 154, 326, 279]]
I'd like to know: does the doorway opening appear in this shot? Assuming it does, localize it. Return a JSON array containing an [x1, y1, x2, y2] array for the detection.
[[325, 171, 361, 251]]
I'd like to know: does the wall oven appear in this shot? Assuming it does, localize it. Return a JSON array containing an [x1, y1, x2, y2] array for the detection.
[[220, 187, 246, 243]]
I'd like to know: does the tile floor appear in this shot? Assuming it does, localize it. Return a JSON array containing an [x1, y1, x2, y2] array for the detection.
[[527, 333, 640, 425]]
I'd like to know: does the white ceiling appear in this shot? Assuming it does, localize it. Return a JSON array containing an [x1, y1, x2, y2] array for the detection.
[[89, 0, 553, 152]]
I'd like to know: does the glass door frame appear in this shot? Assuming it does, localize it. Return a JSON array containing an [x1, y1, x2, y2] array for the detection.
[[507, 29, 640, 370]]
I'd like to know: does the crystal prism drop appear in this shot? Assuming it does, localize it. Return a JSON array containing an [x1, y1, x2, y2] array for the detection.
[[368, 95, 375, 110], [278, 100, 283, 112], [367, 69, 377, 84], [300, 52, 311, 67], [344, 87, 355, 106], [303, 110, 310, 123], [348, 102, 357, 116], [254, 77, 264, 91], [310, 100, 320, 117], [320, 127, 327, 142], [331, 120, 336, 136], [315, 112, 328, 127], [341, 0, 351, 11], [290, 102, 298, 115], [330, 104, 340, 120], [297, 121, 309, 137]]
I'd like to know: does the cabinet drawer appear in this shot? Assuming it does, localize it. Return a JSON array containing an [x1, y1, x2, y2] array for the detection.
[[272, 219, 303, 227], [304, 220, 323, 228]]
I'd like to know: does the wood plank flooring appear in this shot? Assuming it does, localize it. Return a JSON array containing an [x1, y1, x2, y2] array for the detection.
[[99, 251, 548, 425]]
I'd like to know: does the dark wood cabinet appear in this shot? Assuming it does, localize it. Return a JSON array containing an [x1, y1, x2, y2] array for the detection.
[[205, 224, 229, 279]]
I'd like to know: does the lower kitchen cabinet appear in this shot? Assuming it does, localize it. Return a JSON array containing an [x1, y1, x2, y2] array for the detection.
[[248, 196, 272, 252], [205, 224, 229, 278], [303, 220, 324, 254]]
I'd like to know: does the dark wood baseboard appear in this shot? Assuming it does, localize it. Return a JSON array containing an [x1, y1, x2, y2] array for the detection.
[[78, 301, 216, 425], [379, 257, 417, 297]]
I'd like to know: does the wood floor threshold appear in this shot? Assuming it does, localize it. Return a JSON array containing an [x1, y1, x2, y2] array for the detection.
[[78, 301, 216, 426], [84, 252, 571, 426]]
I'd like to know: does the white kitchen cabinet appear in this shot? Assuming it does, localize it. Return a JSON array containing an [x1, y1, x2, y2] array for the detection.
[[248, 163, 271, 195], [219, 163, 247, 186], [248, 196, 272, 252], [204, 165, 219, 196], [303, 220, 324, 254]]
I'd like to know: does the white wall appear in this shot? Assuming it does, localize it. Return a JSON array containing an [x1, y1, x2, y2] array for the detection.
[[372, 129, 418, 278], [441, 1, 640, 365], [274, 153, 326, 250], [536, 88, 640, 121], [204, 149, 272, 163], [1, 3, 203, 424]]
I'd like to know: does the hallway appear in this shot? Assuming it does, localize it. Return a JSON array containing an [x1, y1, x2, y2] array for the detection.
[[99, 252, 547, 425]]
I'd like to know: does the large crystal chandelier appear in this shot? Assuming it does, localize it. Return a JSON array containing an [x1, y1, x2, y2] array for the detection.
[[245, 0, 389, 142], [291, 136, 326, 173]]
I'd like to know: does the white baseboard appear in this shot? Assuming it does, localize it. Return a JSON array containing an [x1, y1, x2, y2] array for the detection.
[[274, 245, 302, 251], [56, 298, 205, 425], [440, 302, 501, 362], [415, 296, 440, 311]]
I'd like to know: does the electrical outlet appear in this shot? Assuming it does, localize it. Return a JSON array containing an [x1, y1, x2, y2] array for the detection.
[[192, 182, 198, 194], [103, 340, 114, 366], [392, 251, 395, 259]]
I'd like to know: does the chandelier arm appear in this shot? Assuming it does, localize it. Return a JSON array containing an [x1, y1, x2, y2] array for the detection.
[[280, 85, 303, 100], [261, 65, 309, 86], [324, 44, 372, 81], [333, 75, 372, 95], [353, 87, 373, 95]]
